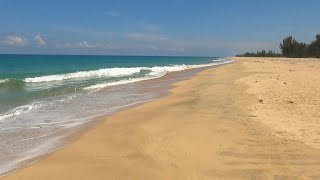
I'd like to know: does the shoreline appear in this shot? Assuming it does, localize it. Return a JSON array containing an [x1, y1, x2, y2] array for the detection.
[[4, 57, 320, 179], [0, 61, 230, 177]]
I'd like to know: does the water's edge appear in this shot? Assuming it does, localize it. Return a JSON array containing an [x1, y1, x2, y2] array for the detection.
[[0, 60, 233, 177]]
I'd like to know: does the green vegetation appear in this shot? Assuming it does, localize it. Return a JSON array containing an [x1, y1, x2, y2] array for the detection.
[[236, 50, 282, 57], [236, 34, 320, 58]]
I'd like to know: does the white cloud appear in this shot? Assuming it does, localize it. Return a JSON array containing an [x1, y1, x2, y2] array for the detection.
[[3, 35, 27, 46], [126, 33, 169, 42], [76, 41, 92, 48], [60, 41, 107, 49], [34, 35, 46, 46]]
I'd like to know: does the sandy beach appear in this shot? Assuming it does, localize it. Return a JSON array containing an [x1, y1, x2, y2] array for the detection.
[[3, 57, 320, 179]]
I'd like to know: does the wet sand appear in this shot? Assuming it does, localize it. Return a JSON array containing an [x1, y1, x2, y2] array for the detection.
[[4, 57, 320, 179]]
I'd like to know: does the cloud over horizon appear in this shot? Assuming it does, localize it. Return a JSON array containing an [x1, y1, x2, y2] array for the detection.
[[2, 35, 27, 46], [59, 41, 109, 49], [34, 35, 46, 47]]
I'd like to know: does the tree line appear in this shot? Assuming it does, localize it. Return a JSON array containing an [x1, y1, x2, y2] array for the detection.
[[236, 34, 320, 58]]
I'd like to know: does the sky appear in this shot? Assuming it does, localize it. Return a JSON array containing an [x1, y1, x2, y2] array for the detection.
[[0, 0, 319, 56]]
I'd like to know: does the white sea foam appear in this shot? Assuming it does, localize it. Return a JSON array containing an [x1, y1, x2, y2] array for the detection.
[[0, 95, 78, 121], [0, 79, 9, 84], [84, 59, 233, 91], [0, 103, 43, 121], [24, 67, 144, 83], [84, 65, 189, 91], [84, 77, 157, 91], [23, 59, 231, 84]]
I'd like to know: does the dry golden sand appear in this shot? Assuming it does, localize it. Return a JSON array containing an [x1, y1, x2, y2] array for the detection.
[[233, 57, 320, 149], [4, 57, 320, 179]]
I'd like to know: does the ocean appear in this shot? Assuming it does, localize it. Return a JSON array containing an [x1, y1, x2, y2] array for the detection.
[[0, 54, 230, 175]]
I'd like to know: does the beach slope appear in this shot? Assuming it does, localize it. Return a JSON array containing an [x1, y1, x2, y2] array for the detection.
[[4, 57, 320, 179]]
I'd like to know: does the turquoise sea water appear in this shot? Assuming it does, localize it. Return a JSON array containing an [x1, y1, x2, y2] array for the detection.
[[0, 54, 230, 175], [0, 55, 222, 114]]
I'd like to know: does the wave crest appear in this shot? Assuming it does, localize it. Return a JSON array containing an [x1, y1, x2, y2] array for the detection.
[[12, 59, 231, 89], [24, 67, 144, 83], [84, 59, 233, 91], [0, 79, 9, 84]]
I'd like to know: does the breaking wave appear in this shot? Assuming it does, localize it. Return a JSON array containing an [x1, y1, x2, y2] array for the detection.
[[84, 59, 233, 91]]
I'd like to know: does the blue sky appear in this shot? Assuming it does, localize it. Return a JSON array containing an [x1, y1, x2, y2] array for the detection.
[[0, 0, 319, 56]]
